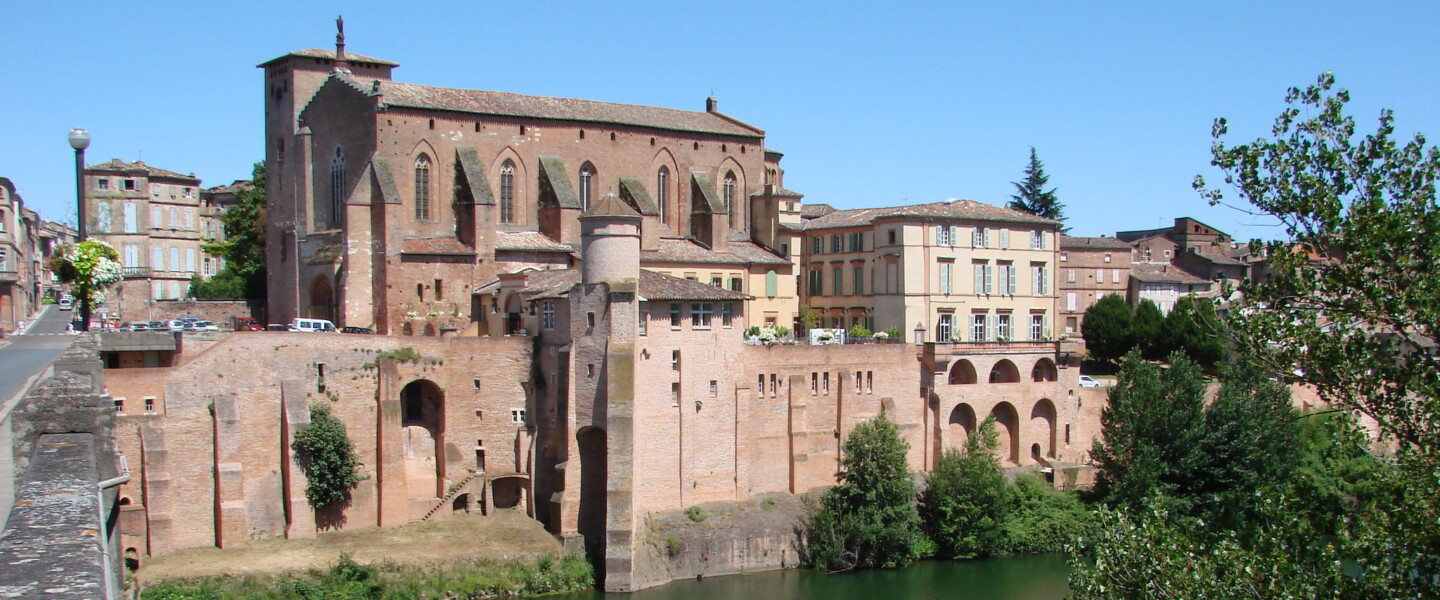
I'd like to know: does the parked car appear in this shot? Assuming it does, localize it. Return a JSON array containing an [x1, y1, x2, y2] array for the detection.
[[147, 321, 166, 330], [1078, 375, 1102, 388], [57, 297, 73, 311], [165, 320, 187, 331], [341, 326, 374, 334], [192, 321, 220, 332], [290, 318, 338, 333], [265, 324, 290, 331], [234, 317, 264, 331]]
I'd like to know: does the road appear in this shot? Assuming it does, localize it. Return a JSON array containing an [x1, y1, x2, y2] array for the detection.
[[0, 305, 78, 529], [0, 306, 76, 409]]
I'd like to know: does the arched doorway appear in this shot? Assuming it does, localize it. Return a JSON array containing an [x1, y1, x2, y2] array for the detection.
[[989, 360, 1020, 384], [492, 476, 527, 510], [1031, 399, 1057, 459], [400, 379, 445, 499], [947, 403, 976, 449], [452, 493, 471, 513], [991, 402, 1020, 464], [949, 360, 977, 385], [576, 427, 608, 578], [309, 276, 334, 322], [503, 293, 524, 335], [1031, 358, 1058, 382]]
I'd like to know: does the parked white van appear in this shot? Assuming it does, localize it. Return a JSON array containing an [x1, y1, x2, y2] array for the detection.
[[289, 318, 338, 333]]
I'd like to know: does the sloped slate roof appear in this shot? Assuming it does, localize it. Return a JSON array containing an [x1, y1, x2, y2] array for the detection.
[[1131, 264, 1209, 284], [1192, 251, 1246, 266], [258, 48, 399, 67], [801, 199, 1058, 230], [502, 269, 753, 301], [455, 147, 495, 205], [537, 156, 580, 209], [375, 82, 763, 137], [1061, 235, 1133, 250], [495, 232, 575, 252], [617, 178, 659, 216], [690, 172, 725, 214], [86, 159, 198, 183], [642, 237, 788, 266]]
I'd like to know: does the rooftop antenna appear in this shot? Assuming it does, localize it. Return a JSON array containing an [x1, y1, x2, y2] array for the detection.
[[137, 149, 144, 162]]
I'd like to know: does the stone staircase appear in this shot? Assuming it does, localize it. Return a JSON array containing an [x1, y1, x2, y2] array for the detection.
[[421, 472, 483, 521]]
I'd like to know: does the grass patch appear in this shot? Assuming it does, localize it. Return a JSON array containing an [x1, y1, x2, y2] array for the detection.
[[140, 552, 593, 599]]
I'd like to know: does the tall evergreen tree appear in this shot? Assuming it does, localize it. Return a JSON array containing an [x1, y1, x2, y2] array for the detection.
[[1159, 296, 1225, 369], [1131, 299, 1165, 360], [1008, 147, 1066, 225], [1081, 294, 1134, 361]]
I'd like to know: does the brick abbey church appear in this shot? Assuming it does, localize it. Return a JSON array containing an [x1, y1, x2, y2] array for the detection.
[[99, 27, 1102, 592]]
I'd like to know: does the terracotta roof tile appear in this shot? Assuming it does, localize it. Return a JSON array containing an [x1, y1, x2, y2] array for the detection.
[[494, 232, 573, 252], [1061, 235, 1134, 251], [85, 159, 199, 183], [801, 199, 1058, 230], [258, 48, 399, 67], [489, 268, 753, 302], [1131, 264, 1210, 284], [642, 238, 788, 266], [401, 237, 476, 255], [376, 82, 763, 137]]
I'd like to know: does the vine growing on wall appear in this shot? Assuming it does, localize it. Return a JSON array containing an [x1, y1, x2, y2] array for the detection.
[[292, 403, 363, 508]]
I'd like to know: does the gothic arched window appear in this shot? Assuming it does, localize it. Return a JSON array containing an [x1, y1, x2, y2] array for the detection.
[[657, 166, 670, 224], [579, 163, 594, 211], [499, 160, 516, 224], [414, 154, 432, 220], [329, 147, 345, 227], [723, 171, 737, 228]]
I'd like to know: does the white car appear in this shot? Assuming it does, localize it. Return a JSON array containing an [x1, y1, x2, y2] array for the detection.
[[1078, 376, 1102, 388], [289, 318, 338, 333], [57, 297, 74, 311]]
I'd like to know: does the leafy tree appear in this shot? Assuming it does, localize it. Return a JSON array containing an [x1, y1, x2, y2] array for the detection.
[[188, 273, 247, 300], [1073, 71, 1440, 598], [1191, 356, 1301, 530], [999, 474, 1092, 554], [47, 239, 123, 331], [1288, 411, 1396, 537], [1130, 299, 1165, 360], [802, 413, 926, 571], [1089, 351, 1208, 513], [292, 403, 363, 508], [920, 416, 1007, 559], [1158, 295, 1225, 369], [1080, 294, 1133, 361], [202, 162, 267, 300], [1008, 147, 1066, 225]]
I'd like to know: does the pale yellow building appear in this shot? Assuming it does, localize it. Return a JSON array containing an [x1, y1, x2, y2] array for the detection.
[[798, 199, 1061, 343]]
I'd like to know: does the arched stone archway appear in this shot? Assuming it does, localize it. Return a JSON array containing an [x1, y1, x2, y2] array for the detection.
[[400, 379, 446, 498], [949, 360, 977, 385], [576, 427, 608, 578], [452, 493, 471, 513], [1031, 398, 1057, 459], [309, 275, 334, 322], [948, 403, 977, 449], [492, 476, 527, 510], [1031, 358, 1058, 382], [503, 293, 524, 335], [989, 360, 1021, 384], [991, 402, 1020, 464]]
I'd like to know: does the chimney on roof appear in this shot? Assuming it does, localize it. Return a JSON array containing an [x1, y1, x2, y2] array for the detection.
[[333, 15, 350, 73], [705, 96, 717, 113]]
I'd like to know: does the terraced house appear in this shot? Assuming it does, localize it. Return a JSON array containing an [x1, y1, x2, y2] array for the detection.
[[797, 200, 1063, 342]]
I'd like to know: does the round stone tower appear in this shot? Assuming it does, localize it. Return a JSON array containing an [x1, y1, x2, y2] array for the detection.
[[579, 193, 642, 286]]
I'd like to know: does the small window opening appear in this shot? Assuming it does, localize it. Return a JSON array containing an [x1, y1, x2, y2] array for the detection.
[[475, 409, 484, 418], [672, 350, 681, 371], [579, 129, 585, 139], [709, 380, 718, 396], [435, 279, 444, 300], [722, 144, 728, 152], [693, 142, 700, 150], [610, 132, 617, 141], [416, 283, 424, 300], [649, 137, 655, 146], [587, 312, 596, 328], [588, 364, 596, 377], [428, 119, 435, 130], [144, 397, 155, 412], [520, 125, 527, 135], [474, 122, 480, 132], [472, 378, 480, 391]]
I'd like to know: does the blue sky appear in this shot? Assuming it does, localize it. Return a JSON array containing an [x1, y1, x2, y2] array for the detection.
[[3, 1, 1437, 241]]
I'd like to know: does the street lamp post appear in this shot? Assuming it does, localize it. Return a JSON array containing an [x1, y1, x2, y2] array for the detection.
[[68, 128, 91, 331]]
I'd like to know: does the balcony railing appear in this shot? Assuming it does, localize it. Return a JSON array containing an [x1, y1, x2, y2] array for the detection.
[[122, 267, 152, 279]]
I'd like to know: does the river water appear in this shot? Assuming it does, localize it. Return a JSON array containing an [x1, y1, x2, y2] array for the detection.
[[556, 554, 1071, 600]]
